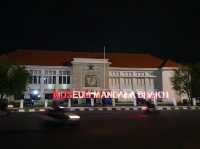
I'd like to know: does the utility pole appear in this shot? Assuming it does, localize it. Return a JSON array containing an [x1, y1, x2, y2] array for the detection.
[[103, 44, 106, 90], [103, 40, 111, 90]]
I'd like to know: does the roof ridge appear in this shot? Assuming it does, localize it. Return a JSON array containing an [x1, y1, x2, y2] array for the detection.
[[3, 49, 176, 68], [160, 59, 180, 68], [15, 49, 151, 55]]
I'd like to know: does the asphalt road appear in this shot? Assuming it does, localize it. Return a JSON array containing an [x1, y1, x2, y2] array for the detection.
[[0, 110, 200, 149]]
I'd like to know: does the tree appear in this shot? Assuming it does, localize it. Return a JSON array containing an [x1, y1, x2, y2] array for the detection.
[[8, 66, 30, 99], [0, 60, 11, 100], [171, 65, 192, 104], [0, 60, 30, 102]]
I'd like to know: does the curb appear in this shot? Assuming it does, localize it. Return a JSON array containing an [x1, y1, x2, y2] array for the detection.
[[9, 106, 200, 113]]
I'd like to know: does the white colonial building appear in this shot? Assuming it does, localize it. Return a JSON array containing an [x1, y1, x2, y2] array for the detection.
[[1, 49, 182, 104]]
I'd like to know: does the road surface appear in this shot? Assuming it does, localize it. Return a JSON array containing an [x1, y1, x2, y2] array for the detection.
[[0, 111, 200, 149]]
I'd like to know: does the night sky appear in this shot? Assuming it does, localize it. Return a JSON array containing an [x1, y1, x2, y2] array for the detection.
[[0, 0, 200, 63]]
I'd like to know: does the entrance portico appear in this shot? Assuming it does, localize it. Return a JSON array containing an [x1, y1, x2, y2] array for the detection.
[[71, 58, 111, 90]]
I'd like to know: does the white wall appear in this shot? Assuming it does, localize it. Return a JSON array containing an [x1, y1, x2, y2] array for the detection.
[[24, 65, 72, 99], [161, 68, 182, 103]]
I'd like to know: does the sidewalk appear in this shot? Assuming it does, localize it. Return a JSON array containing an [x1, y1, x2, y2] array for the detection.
[[8, 106, 200, 113]]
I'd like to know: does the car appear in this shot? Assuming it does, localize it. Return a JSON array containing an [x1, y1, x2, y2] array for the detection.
[[142, 100, 160, 114], [45, 106, 80, 125], [136, 98, 147, 106], [102, 98, 112, 106], [23, 99, 34, 107]]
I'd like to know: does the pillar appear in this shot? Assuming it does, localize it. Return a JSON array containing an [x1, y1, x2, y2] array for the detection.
[[133, 99, 137, 106], [112, 98, 116, 107], [20, 100, 24, 109], [91, 98, 94, 107], [173, 99, 177, 106], [153, 98, 157, 105], [68, 99, 71, 107], [192, 98, 196, 106], [44, 99, 48, 108]]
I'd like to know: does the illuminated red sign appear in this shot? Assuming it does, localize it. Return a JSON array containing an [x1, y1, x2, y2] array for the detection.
[[52, 90, 169, 100]]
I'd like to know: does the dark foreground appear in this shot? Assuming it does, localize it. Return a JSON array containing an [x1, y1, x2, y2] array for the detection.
[[0, 110, 200, 149]]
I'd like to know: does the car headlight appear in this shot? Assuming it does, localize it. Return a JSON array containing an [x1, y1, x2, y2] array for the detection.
[[68, 115, 80, 119], [58, 106, 65, 109], [141, 106, 148, 110]]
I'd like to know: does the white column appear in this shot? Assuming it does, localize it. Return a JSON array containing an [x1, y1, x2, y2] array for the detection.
[[44, 99, 48, 108], [132, 78, 137, 91], [124, 79, 128, 90], [140, 78, 144, 91], [124, 78, 127, 90], [112, 98, 116, 107], [137, 78, 141, 90], [150, 78, 154, 91], [143, 78, 146, 91], [129, 79, 133, 90], [192, 98, 196, 106], [40, 69, 45, 100], [127, 79, 130, 90], [91, 98, 94, 107], [128, 79, 131, 90], [20, 100, 24, 109], [145, 78, 150, 91], [56, 70, 60, 89], [153, 98, 157, 105], [133, 98, 137, 106], [116, 78, 120, 89], [161, 69, 179, 104], [126, 79, 130, 90], [68, 99, 71, 107], [120, 78, 125, 90], [113, 78, 116, 89], [140, 78, 142, 90], [173, 99, 177, 106], [109, 78, 112, 89], [132, 78, 137, 106]]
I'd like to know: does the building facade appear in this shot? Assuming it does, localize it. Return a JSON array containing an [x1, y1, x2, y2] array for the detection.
[[1, 49, 182, 104]]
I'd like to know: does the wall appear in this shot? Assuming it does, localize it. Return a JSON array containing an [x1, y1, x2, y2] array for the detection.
[[24, 65, 72, 99], [71, 58, 110, 90], [161, 67, 182, 103]]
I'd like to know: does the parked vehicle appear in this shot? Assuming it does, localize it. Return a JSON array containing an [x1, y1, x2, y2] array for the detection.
[[23, 99, 34, 107]]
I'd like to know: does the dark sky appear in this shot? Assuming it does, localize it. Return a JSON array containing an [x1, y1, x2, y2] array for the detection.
[[0, 0, 200, 63]]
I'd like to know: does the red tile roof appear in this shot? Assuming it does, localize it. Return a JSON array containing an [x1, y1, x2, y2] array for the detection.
[[0, 49, 179, 68], [161, 59, 181, 67]]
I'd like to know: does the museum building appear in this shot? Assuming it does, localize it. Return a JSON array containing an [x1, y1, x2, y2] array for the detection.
[[0, 49, 182, 104]]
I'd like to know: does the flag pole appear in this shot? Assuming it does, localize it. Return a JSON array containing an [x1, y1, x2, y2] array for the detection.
[[103, 44, 106, 90]]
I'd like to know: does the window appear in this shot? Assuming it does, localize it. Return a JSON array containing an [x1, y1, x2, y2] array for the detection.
[[48, 76, 52, 84], [29, 70, 41, 84], [53, 76, 56, 84], [59, 76, 62, 84], [44, 70, 57, 84], [63, 76, 67, 84], [67, 76, 71, 84], [33, 76, 37, 84], [44, 76, 48, 84], [59, 71, 71, 84]]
